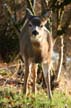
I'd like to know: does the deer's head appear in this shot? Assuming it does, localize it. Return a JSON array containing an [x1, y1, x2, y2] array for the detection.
[[26, 8, 48, 37]]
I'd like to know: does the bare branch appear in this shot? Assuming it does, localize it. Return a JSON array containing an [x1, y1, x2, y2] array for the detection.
[[3, 3, 21, 37], [57, 7, 71, 36], [26, 0, 35, 15], [56, 0, 71, 9], [56, 36, 64, 81], [41, 0, 48, 15], [12, 0, 17, 22]]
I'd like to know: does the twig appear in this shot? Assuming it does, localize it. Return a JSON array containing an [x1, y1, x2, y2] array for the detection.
[[56, 35, 64, 81]]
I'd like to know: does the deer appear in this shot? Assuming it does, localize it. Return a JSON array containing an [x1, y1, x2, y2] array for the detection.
[[19, 8, 53, 99]]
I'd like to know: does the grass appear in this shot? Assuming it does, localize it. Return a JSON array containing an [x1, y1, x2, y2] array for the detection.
[[0, 68, 71, 108], [0, 86, 71, 108]]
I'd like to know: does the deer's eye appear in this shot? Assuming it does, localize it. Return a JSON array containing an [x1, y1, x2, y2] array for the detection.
[[40, 25, 43, 27], [29, 23, 32, 27]]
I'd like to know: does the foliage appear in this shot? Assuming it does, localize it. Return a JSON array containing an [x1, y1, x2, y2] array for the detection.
[[0, 0, 71, 62], [0, 86, 71, 108], [0, 25, 19, 62]]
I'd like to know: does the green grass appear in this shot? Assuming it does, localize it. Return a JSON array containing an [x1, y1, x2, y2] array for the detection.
[[0, 86, 71, 108]]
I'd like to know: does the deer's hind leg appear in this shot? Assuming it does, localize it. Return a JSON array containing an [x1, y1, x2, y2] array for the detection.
[[42, 62, 52, 99]]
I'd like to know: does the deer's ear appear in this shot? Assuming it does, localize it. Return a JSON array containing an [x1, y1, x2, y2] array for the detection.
[[40, 11, 51, 25], [26, 8, 33, 19], [41, 19, 47, 26]]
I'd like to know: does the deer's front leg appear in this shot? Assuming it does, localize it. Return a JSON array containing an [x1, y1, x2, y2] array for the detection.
[[32, 63, 37, 93], [29, 63, 37, 93], [42, 62, 52, 99], [23, 59, 29, 94]]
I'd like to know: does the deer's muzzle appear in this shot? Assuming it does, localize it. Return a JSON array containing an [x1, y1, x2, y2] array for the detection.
[[32, 30, 39, 36]]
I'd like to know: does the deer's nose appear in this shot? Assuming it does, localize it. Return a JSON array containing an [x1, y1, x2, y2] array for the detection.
[[32, 30, 39, 36]]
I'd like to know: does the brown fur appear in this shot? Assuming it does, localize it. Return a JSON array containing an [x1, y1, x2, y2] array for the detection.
[[19, 16, 53, 99]]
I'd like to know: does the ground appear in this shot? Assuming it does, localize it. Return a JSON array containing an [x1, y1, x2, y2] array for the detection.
[[0, 61, 71, 108]]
